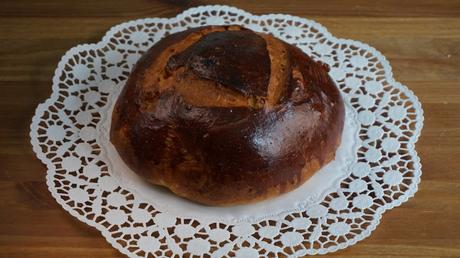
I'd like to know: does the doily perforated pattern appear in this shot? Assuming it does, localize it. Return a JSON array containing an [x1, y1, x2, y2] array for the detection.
[[30, 5, 423, 257]]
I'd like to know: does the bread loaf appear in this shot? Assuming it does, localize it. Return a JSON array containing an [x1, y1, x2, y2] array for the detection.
[[110, 25, 344, 206]]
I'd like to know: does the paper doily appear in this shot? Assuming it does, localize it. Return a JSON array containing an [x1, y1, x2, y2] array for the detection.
[[30, 5, 424, 257]]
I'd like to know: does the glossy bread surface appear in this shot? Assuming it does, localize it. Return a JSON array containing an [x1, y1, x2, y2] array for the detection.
[[110, 25, 344, 206]]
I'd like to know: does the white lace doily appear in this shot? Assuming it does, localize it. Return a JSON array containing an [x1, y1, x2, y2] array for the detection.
[[30, 5, 424, 257]]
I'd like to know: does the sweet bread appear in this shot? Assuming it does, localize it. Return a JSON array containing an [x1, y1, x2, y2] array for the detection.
[[110, 25, 344, 206]]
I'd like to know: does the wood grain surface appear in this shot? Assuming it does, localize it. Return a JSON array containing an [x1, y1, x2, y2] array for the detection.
[[1, 0, 459, 257]]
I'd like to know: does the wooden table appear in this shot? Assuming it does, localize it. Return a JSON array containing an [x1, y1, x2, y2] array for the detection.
[[1, 0, 459, 257]]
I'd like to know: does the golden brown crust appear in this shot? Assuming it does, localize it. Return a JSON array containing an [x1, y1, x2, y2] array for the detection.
[[110, 25, 345, 206], [258, 33, 291, 108]]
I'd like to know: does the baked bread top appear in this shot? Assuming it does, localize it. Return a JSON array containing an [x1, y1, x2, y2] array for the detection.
[[110, 25, 344, 206]]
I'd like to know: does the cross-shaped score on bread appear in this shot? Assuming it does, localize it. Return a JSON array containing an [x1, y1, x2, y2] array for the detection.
[[138, 25, 312, 111], [110, 25, 345, 206]]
